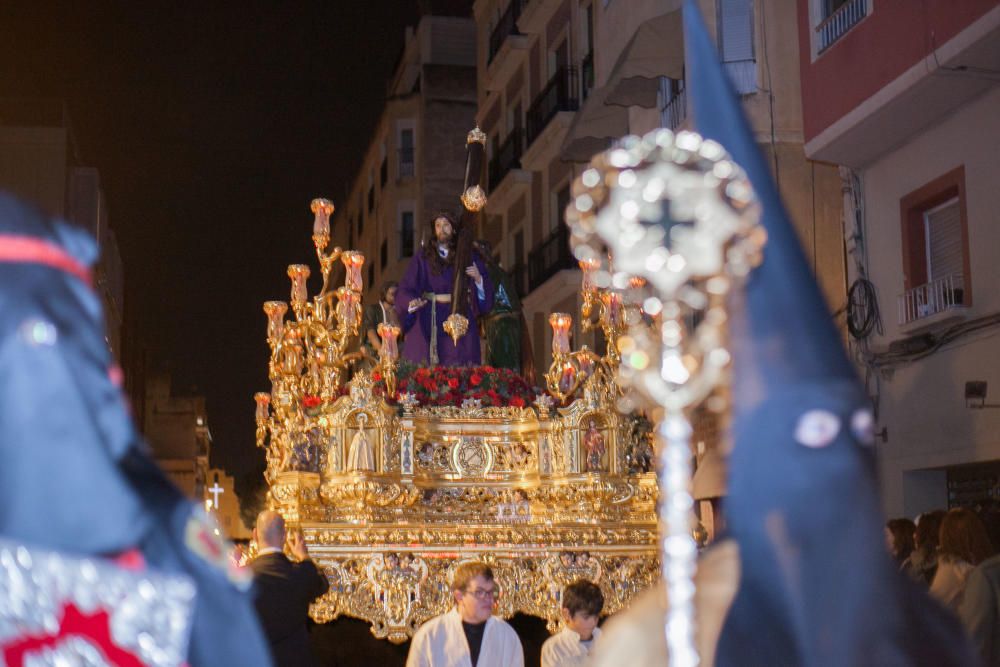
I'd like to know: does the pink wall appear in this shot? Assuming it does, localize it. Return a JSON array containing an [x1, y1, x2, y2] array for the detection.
[[798, 0, 998, 141]]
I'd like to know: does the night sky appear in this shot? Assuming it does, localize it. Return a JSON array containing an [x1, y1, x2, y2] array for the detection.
[[2, 2, 470, 488]]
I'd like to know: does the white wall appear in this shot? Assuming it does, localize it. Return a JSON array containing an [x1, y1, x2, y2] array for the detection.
[[862, 86, 1000, 516]]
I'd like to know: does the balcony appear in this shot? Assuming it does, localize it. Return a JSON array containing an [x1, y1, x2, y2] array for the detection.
[[488, 128, 523, 190], [724, 59, 757, 96], [510, 262, 527, 298], [816, 0, 871, 54], [897, 273, 968, 330], [487, 129, 532, 214], [522, 68, 579, 170], [485, 1, 531, 92], [528, 225, 575, 293], [660, 85, 687, 131], [581, 51, 595, 102], [488, 0, 524, 64], [517, 0, 560, 36]]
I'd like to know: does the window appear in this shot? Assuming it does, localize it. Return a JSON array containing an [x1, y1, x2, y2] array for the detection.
[[398, 127, 415, 178], [717, 0, 756, 95], [816, 0, 870, 54], [898, 167, 970, 325], [399, 210, 414, 259], [581, 4, 595, 100]]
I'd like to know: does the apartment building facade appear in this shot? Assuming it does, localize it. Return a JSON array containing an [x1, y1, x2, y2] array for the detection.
[[331, 16, 477, 306], [475, 0, 847, 387], [798, 0, 1000, 517]]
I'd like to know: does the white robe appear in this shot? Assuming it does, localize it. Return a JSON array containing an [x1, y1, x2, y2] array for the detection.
[[540, 627, 601, 667], [347, 430, 374, 471], [406, 609, 524, 667]]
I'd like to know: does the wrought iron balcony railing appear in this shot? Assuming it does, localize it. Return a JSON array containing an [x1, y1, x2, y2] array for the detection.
[[817, 0, 870, 53], [660, 87, 687, 131], [527, 225, 575, 293], [488, 128, 523, 190], [526, 67, 579, 148], [898, 273, 966, 325], [488, 0, 524, 65]]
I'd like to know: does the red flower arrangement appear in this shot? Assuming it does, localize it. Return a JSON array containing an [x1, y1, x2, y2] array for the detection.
[[376, 362, 545, 408]]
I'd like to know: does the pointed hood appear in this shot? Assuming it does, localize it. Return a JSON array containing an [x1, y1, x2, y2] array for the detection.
[[681, 3, 972, 664]]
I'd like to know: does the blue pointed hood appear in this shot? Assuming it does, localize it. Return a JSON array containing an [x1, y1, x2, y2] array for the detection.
[[681, 2, 973, 664]]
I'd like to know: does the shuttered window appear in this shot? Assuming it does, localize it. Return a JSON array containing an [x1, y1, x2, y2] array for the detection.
[[925, 198, 962, 282], [718, 0, 756, 94], [719, 0, 754, 62]]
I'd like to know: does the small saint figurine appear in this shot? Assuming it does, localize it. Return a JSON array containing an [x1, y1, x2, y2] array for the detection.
[[583, 420, 606, 472], [347, 413, 375, 471]]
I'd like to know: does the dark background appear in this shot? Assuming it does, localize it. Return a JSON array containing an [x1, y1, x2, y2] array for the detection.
[[1, 1, 474, 495]]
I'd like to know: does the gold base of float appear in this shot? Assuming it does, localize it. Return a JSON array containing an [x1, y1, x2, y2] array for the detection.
[[264, 373, 659, 643]]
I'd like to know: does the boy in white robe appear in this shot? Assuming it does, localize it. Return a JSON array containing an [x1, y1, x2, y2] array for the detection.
[[540, 580, 604, 667], [407, 562, 524, 667]]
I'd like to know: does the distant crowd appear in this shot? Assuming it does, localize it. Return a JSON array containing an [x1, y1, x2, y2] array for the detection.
[[886, 506, 1000, 664]]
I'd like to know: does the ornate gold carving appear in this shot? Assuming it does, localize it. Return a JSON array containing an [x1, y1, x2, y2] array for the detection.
[[260, 199, 664, 643]]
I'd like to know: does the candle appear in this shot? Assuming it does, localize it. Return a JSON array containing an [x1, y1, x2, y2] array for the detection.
[[549, 313, 572, 356], [254, 392, 271, 421], [263, 301, 288, 344], [342, 251, 364, 292], [287, 264, 310, 306], [378, 323, 400, 362]]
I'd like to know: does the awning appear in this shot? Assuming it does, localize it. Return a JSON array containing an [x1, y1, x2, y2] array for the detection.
[[605, 8, 685, 108], [559, 84, 628, 162], [560, 8, 685, 162]]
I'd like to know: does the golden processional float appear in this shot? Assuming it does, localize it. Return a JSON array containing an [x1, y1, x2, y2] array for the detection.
[[254, 126, 763, 655]]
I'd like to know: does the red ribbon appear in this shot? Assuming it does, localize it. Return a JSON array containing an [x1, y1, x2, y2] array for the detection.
[[0, 235, 92, 287]]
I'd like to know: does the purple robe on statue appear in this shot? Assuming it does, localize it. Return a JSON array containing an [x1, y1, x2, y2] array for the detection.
[[396, 249, 493, 366]]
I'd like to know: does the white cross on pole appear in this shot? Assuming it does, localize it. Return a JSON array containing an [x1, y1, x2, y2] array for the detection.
[[208, 482, 224, 509]]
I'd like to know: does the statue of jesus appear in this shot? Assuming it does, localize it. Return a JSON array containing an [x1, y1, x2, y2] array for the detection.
[[395, 212, 492, 367], [583, 420, 606, 473]]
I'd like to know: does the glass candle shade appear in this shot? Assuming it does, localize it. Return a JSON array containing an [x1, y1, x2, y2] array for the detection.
[[263, 301, 288, 344], [311, 198, 334, 238], [287, 264, 310, 306], [603, 292, 624, 328], [558, 362, 576, 395], [335, 287, 360, 328], [254, 392, 270, 421], [549, 313, 572, 356], [579, 257, 600, 293], [342, 251, 364, 292], [377, 323, 400, 362]]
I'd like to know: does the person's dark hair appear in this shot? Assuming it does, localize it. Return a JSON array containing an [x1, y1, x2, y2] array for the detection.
[[452, 562, 494, 592], [886, 518, 916, 563], [380, 280, 398, 301], [939, 507, 994, 566], [561, 580, 604, 617], [422, 211, 459, 275], [914, 510, 946, 551]]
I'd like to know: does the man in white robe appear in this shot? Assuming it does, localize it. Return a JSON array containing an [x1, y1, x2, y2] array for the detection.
[[406, 562, 523, 667]]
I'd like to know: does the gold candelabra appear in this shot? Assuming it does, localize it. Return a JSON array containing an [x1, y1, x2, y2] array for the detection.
[[257, 198, 378, 478]]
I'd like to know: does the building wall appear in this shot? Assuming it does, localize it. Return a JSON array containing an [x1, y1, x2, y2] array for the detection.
[[858, 86, 1000, 516], [144, 370, 212, 499], [332, 16, 476, 306], [797, 0, 998, 143], [206, 468, 252, 540]]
